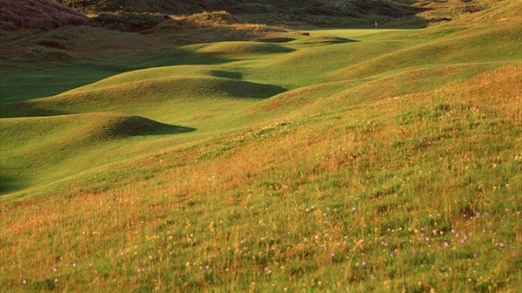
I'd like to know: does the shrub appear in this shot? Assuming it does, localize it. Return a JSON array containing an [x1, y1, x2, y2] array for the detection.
[[186, 10, 237, 24], [90, 13, 169, 32]]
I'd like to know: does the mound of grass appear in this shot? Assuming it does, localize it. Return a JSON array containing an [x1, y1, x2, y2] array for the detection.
[[80, 114, 194, 138], [0, 113, 193, 193], [249, 81, 351, 114], [253, 36, 296, 43], [332, 23, 522, 82], [0, 74, 287, 119], [195, 41, 294, 55], [291, 35, 358, 46]]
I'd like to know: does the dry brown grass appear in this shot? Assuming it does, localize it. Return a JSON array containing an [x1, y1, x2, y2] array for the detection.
[[0, 0, 86, 31], [412, 0, 522, 25]]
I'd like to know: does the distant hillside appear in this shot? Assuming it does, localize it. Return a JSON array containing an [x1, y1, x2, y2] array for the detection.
[[56, 0, 418, 18], [0, 0, 86, 30]]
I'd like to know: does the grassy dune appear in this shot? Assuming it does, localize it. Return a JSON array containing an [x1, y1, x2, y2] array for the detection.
[[1, 1, 521, 291]]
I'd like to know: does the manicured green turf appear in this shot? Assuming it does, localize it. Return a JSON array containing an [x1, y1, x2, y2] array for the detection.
[[1, 13, 521, 293]]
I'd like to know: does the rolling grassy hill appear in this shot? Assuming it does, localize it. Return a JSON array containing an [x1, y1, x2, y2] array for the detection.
[[1, 0, 521, 292]]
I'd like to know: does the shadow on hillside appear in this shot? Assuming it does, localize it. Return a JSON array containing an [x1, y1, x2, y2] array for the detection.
[[0, 173, 27, 196], [293, 36, 359, 46], [154, 124, 196, 135], [0, 120, 195, 196], [216, 80, 287, 99], [109, 117, 197, 137], [209, 70, 243, 80], [0, 48, 235, 104], [328, 37, 357, 43], [0, 103, 69, 118]]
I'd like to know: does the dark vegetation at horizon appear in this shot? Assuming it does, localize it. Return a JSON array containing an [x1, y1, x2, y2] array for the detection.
[[61, 0, 432, 29], [1, 0, 430, 33], [57, 0, 419, 17], [0, 0, 86, 31]]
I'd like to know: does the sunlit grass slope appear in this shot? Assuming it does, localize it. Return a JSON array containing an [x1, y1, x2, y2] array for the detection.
[[1, 63, 520, 292], [1, 16, 521, 292], [0, 113, 193, 193]]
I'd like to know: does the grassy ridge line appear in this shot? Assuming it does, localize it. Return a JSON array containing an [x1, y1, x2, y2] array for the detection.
[[229, 25, 516, 91], [0, 76, 286, 117], [333, 25, 522, 81], [0, 23, 287, 102], [1, 64, 520, 291], [249, 58, 522, 123], [0, 113, 193, 193]]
